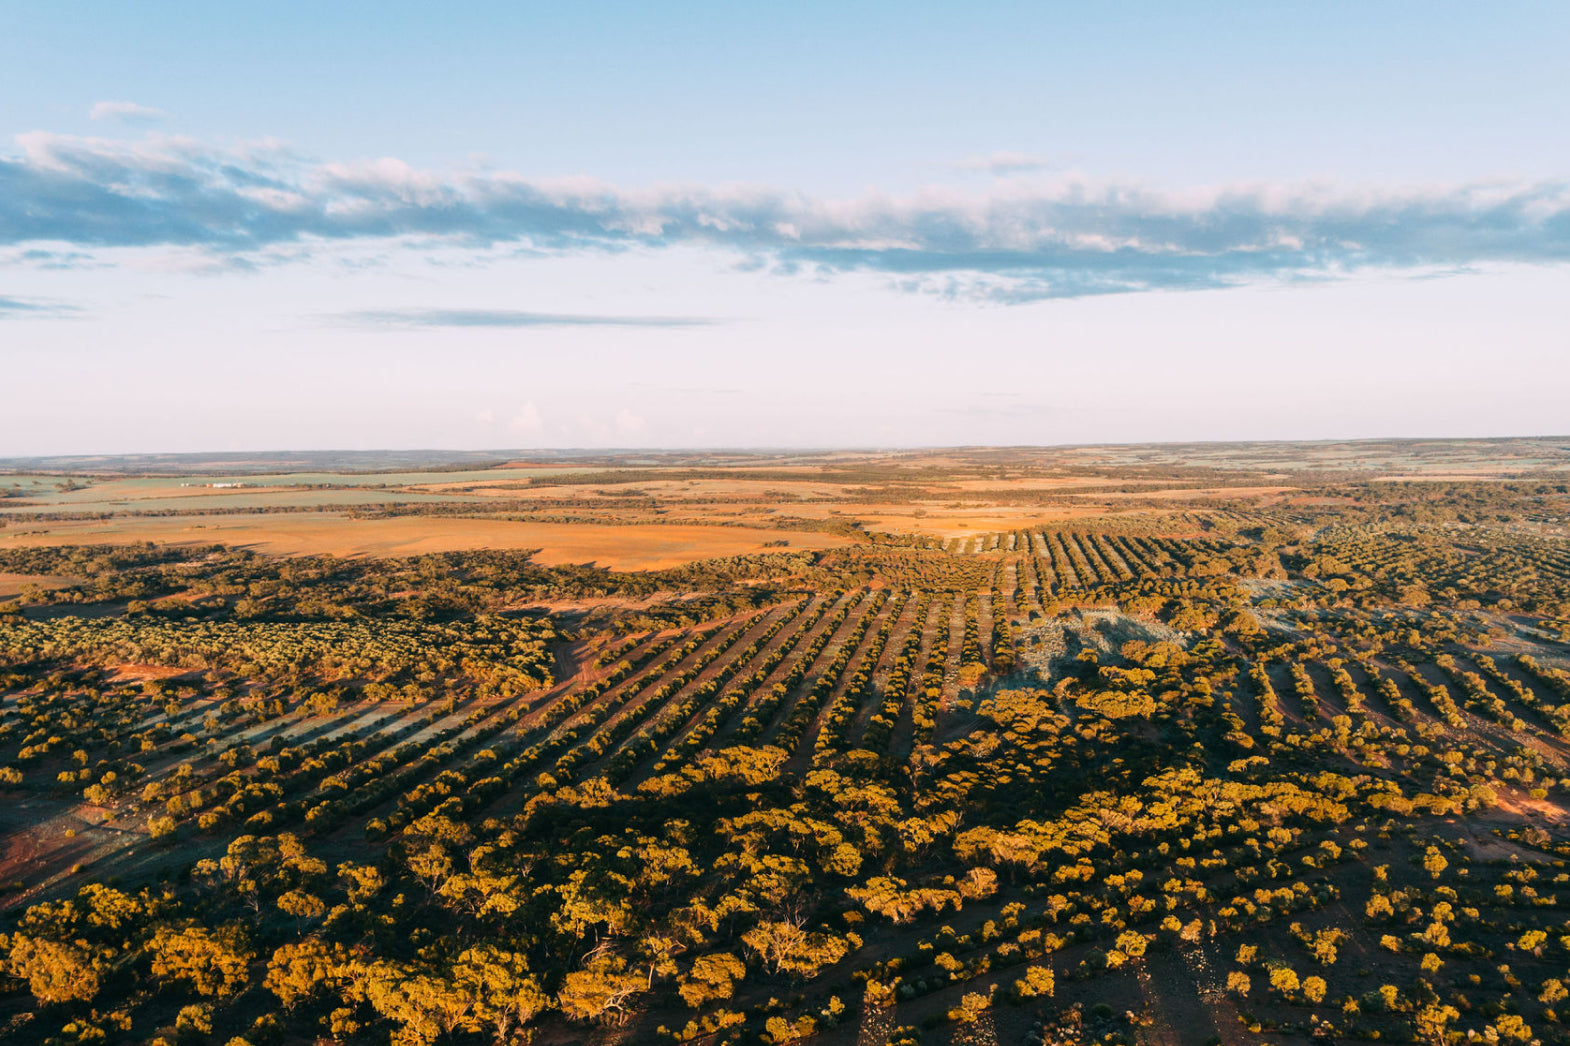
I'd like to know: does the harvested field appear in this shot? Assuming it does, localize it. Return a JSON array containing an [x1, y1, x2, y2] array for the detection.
[[0, 512, 852, 568]]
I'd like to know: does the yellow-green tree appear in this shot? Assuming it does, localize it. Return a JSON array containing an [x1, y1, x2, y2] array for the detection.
[[149, 923, 253, 997]]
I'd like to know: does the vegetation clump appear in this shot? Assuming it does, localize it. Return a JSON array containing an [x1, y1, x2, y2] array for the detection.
[[2, 450, 1570, 1043]]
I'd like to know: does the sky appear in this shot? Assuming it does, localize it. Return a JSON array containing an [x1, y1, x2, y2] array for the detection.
[[2, 1, 1568, 454]]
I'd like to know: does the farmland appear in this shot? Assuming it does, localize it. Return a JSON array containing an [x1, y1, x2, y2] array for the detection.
[[2, 441, 1570, 1045]]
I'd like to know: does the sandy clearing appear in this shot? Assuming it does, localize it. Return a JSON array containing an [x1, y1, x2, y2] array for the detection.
[[106, 663, 200, 682], [0, 513, 853, 570]]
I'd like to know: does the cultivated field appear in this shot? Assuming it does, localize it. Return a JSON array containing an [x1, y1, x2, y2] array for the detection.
[[1, 441, 1569, 1046]]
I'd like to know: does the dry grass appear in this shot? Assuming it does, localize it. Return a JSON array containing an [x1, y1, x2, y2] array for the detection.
[[0, 572, 80, 599]]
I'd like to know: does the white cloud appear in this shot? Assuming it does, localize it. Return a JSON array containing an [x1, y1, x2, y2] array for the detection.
[[614, 408, 646, 436], [508, 402, 543, 433], [88, 100, 167, 123]]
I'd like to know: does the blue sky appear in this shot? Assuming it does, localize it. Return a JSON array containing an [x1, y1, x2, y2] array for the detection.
[[2, 2, 1568, 453]]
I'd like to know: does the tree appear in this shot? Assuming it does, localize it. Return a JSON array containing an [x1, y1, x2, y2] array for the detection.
[[265, 938, 353, 1010], [149, 924, 253, 997], [406, 843, 454, 894], [765, 1014, 818, 1043], [276, 889, 326, 923], [845, 877, 961, 924], [1490, 1014, 1532, 1043], [338, 861, 386, 905], [678, 952, 746, 1008], [1311, 928, 1343, 965], [741, 921, 850, 979], [452, 946, 547, 1042], [356, 962, 475, 1046], [948, 990, 992, 1024], [958, 866, 998, 900], [557, 954, 644, 1025], [1013, 964, 1054, 1000], [2, 933, 101, 1004], [1414, 1003, 1459, 1045], [1113, 931, 1147, 962]]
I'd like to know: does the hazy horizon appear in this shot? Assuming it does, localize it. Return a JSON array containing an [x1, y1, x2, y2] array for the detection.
[[7, 434, 1570, 481]]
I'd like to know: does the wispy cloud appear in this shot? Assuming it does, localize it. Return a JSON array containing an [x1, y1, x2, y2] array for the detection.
[[0, 294, 80, 318], [332, 308, 716, 329], [88, 101, 168, 123], [949, 151, 1065, 175], [3, 132, 1570, 301], [3, 247, 101, 270]]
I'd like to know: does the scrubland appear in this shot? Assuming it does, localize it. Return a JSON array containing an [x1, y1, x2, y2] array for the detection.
[[0, 440, 1568, 1045]]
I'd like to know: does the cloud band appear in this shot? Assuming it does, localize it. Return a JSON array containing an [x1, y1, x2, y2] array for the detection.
[[3, 132, 1569, 301]]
